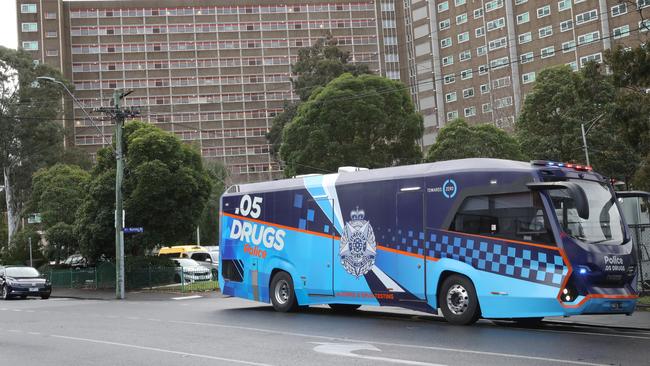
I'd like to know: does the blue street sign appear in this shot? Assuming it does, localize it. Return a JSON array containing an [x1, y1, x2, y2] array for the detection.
[[123, 227, 144, 234]]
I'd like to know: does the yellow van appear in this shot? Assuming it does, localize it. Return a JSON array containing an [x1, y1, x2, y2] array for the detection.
[[157, 245, 207, 259]]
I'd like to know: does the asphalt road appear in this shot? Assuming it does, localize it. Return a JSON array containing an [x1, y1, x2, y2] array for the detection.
[[1, 294, 649, 366]]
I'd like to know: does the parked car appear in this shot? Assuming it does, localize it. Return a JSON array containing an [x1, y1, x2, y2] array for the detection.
[[0, 265, 52, 300], [188, 249, 219, 273], [171, 259, 211, 283]]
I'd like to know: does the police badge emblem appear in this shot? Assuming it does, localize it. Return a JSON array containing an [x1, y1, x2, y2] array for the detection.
[[339, 207, 376, 278]]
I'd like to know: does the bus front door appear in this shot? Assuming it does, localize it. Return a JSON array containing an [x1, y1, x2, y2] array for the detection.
[[396, 191, 426, 301]]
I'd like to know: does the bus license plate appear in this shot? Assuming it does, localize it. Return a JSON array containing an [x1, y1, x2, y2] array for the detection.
[[610, 302, 622, 310]]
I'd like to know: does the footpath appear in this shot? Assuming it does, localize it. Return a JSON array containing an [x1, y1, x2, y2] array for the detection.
[[50, 288, 650, 330]]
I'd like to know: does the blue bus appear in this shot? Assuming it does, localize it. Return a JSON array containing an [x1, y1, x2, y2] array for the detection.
[[219, 159, 638, 325]]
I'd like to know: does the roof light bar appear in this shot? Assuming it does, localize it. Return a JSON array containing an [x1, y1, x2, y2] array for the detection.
[[531, 160, 592, 171]]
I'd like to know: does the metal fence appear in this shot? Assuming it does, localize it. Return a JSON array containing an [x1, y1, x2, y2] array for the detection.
[[44, 263, 219, 293], [630, 224, 650, 295]]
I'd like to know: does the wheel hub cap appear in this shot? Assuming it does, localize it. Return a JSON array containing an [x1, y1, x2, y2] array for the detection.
[[274, 279, 290, 305], [446, 284, 469, 315]]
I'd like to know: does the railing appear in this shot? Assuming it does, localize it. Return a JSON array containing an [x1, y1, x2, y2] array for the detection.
[[630, 224, 650, 295]]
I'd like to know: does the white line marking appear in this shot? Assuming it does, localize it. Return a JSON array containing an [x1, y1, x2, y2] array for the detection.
[[50, 334, 273, 366], [172, 295, 202, 300], [28, 332, 41, 335], [312, 342, 446, 366], [372, 266, 405, 292], [532, 328, 650, 340], [163, 320, 608, 366]]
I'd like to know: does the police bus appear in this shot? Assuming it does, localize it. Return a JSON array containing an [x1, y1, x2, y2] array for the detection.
[[219, 159, 638, 325]]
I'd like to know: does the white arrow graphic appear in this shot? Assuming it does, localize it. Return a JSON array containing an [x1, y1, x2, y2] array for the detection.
[[311, 342, 447, 366]]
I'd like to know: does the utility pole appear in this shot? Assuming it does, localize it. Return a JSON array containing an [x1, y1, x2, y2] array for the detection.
[[97, 89, 137, 300]]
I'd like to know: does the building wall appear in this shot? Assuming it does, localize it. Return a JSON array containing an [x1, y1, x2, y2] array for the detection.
[[16, 0, 404, 183], [405, 0, 650, 146]]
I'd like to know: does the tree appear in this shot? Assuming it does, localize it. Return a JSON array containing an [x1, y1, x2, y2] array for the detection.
[[515, 63, 638, 183], [197, 161, 229, 246], [425, 119, 523, 162], [0, 47, 67, 244], [75, 121, 212, 262], [45, 222, 76, 264], [29, 164, 90, 227], [280, 73, 423, 177], [267, 34, 372, 160]]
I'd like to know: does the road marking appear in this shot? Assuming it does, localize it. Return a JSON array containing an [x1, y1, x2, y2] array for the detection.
[[312, 342, 446, 366], [50, 334, 273, 366], [28, 332, 41, 335], [172, 295, 202, 300], [530, 328, 650, 340], [164, 320, 609, 366]]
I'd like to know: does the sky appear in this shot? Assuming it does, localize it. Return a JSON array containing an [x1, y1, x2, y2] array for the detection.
[[0, 0, 17, 49]]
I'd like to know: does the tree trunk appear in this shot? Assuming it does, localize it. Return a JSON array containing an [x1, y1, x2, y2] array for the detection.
[[3, 166, 20, 245]]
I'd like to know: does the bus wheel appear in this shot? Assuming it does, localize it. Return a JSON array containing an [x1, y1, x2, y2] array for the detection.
[[439, 275, 480, 325], [328, 304, 361, 312], [270, 272, 298, 312]]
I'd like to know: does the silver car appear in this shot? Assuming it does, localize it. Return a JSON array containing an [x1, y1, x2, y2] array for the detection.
[[172, 258, 211, 283]]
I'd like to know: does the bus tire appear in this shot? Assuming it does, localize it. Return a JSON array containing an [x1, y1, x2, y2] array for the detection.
[[328, 304, 361, 312], [270, 271, 298, 312], [439, 274, 480, 325]]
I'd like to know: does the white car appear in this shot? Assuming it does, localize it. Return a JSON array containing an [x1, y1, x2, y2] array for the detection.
[[172, 258, 211, 283]]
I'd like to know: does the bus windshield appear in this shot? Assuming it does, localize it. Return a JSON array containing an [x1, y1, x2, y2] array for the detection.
[[548, 180, 625, 245]]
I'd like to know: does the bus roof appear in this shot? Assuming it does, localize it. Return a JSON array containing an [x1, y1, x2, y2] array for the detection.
[[226, 158, 533, 195]]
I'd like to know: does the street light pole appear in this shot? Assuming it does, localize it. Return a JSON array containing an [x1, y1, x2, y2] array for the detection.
[[113, 89, 126, 300], [581, 123, 590, 167]]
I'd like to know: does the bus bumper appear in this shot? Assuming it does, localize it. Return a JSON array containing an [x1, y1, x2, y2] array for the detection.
[[561, 296, 638, 316]]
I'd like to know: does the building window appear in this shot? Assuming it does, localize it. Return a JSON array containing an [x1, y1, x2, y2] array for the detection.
[[611, 3, 627, 17], [492, 76, 510, 89], [522, 72, 536, 84], [541, 46, 555, 58], [46, 31, 58, 38], [488, 37, 507, 51], [444, 74, 456, 84], [21, 4, 37, 13], [459, 50, 471, 61], [45, 12, 57, 19], [21, 41, 38, 50], [580, 53, 602, 66], [482, 103, 492, 113], [520, 52, 533, 63], [384, 36, 398, 45], [576, 9, 598, 25], [477, 45, 487, 56], [440, 19, 450, 30], [464, 106, 476, 117], [381, 2, 396, 11], [457, 13, 468, 24], [567, 61, 578, 71], [474, 8, 483, 19], [441, 37, 452, 48], [385, 53, 399, 62], [445, 92, 457, 103], [455, 0, 466, 6], [442, 55, 454, 66], [46, 50, 59, 57], [558, 0, 571, 12], [463, 88, 475, 99], [487, 17, 505, 31], [386, 71, 400, 80], [485, 0, 504, 13], [383, 20, 396, 28], [518, 32, 532, 44], [478, 64, 489, 75], [495, 96, 513, 109], [639, 0, 650, 10], [475, 26, 485, 37], [490, 56, 509, 69], [21, 23, 38, 32], [562, 40, 576, 53], [447, 110, 458, 121], [480, 84, 490, 94], [577, 31, 599, 45], [539, 26, 553, 38], [537, 5, 550, 18], [517, 12, 529, 24], [515, 0, 528, 4], [560, 20, 573, 32], [458, 32, 469, 43], [613, 25, 630, 39], [640, 19, 650, 32], [460, 69, 473, 80], [438, 1, 449, 12]]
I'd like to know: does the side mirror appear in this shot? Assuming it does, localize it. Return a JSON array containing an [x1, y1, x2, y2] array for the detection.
[[527, 181, 589, 220]]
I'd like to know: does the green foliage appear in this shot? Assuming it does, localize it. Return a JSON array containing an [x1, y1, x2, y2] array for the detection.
[[633, 153, 650, 192], [426, 119, 524, 162], [280, 73, 423, 177], [75, 121, 212, 262], [197, 161, 228, 246], [0, 228, 43, 266], [291, 33, 371, 102], [45, 222, 76, 264], [29, 164, 90, 227], [268, 34, 372, 159], [515, 63, 639, 182]]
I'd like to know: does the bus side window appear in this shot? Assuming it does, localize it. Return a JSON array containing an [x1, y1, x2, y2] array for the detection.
[[450, 193, 554, 244]]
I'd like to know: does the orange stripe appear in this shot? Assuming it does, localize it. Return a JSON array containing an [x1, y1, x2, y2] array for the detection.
[[222, 212, 339, 240], [437, 229, 560, 251], [561, 293, 639, 309]]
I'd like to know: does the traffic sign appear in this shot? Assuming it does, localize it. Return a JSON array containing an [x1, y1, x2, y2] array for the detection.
[[123, 227, 143, 234]]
